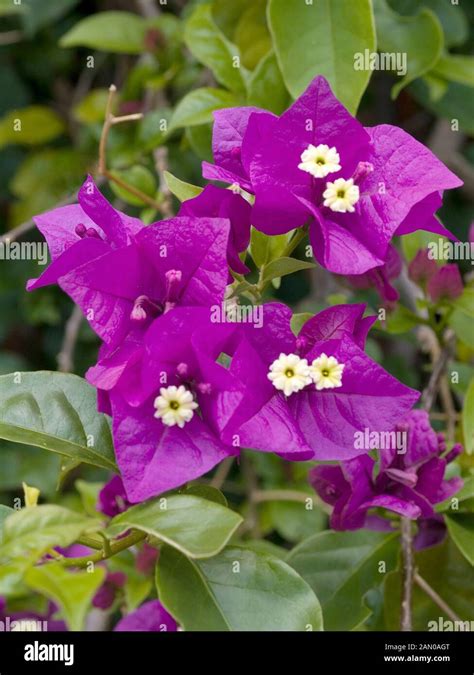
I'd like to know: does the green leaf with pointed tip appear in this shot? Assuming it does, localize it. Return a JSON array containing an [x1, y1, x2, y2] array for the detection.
[[163, 171, 203, 202], [433, 54, 474, 88], [373, 0, 444, 98], [25, 563, 106, 631], [463, 379, 474, 455], [60, 11, 147, 54], [286, 530, 399, 630], [446, 514, 474, 566], [184, 4, 247, 94], [247, 51, 290, 115], [261, 257, 314, 285], [0, 505, 100, 563], [268, 0, 376, 114], [156, 545, 323, 631], [291, 312, 314, 336], [182, 484, 228, 507], [168, 88, 242, 132], [388, 0, 468, 48], [250, 228, 291, 269], [108, 494, 243, 559], [0, 372, 117, 472], [0, 106, 65, 148], [234, 1, 272, 71]]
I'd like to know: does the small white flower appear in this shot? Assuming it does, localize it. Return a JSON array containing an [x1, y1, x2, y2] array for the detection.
[[323, 177, 359, 213], [298, 144, 341, 178], [154, 385, 198, 428], [309, 354, 345, 391], [267, 353, 311, 396]]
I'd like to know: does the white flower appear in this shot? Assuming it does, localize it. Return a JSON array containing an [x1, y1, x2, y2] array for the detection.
[[309, 354, 345, 390], [267, 353, 311, 396], [298, 144, 341, 178], [153, 385, 198, 428], [323, 178, 359, 213]]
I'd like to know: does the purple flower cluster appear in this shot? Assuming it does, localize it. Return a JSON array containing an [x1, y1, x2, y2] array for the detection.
[[29, 75, 463, 508]]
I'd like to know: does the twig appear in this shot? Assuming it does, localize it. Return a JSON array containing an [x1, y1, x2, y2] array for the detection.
[[419, 329, 455, 412], [210, 457, 234, 489], [400, 517, 414, 631], [241, 453, 261, 538], [98, 85, 164, 212], [153, 147, 174, 218], [0, 30, 22, 46], [57, 306, 83, 373], [0, 193, 78, 245], [414, 573, 462, 623], [56, 530, 146, 569]]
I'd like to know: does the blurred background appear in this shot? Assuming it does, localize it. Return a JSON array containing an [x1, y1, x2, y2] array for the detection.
[[0, 0, 472, 510]]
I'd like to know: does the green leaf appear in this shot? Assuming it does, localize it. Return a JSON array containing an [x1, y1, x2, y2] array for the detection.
[[60, 11, 147, 54], [156, 545, 323, 631], [433, 54, 474, 88], [0, 106, 65, 148], [410, 79, 474, 136], [0, 443, 60, 497], [261, 257, 314, 285], [109, 166, 157, 207], [185, 123, 213, 162], [182, 484, 228, 507], [21, 0, 80, 37], [0, 372, 117, 472], [384, 305, 419, 334], [373, 0, 444, 98], [168, 87, 241, 132], [387, 0, 468, 48], [234, 1, 272, 70], [436, 476, 474, 513], [163, 170, 203, 202], [451, 288, 474, 319], [0, 505, 100, 563], [25, 563, 106, 631], [401, 228, 446, 262], [109, 550, 152, 612], [445, 514, 474, 566], [247, 51, 290, 115], [463, 378, 474, 455], [250, 228, 291, 268], [268, 0, 376, 114], [75, 480, 103, 517], [0, 0, 24, 16], [264, 500, 326, 543], [184, 4, 247, 94], [73, 89, 109, 124], [286, 530, 399, 630], [384, 537, 474, 629], [449, 309, 474, 349], [108, 494, 243, 559], [291, 312, 314, 336]]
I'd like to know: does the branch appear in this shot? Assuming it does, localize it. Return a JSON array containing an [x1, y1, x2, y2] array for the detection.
[[56, 530, 146, 569], [57, 305, 83, 373], [98, 85, 165, 213], [210, 457, 234, 489], [153, 147, 174, 218], [414, 573, 462, 623], [420, 329, 455, 411], [400, 517, 414, 631]]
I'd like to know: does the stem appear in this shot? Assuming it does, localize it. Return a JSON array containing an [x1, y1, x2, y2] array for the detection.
[[400, 517, 414, 631], [414, 573, 462, 623], [256, 226, 309, 297], [57, 530, 146, 569], [76, 535, 104, 551], [98, 85, 163, 213], [57, 305, 83, 373], [210, 457, 234, 489], [420, 330, 455, 411]]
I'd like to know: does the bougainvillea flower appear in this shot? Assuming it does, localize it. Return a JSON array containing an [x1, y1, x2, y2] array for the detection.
[[178, 184, 251, 276], [93, 571, 127, 610], [344, 244, 402, 304], [408, 248, 438, 287], [202, 106, 275, 192], [97, 475, 131, 518], [27, 176, 143, 291], [55, 215, 230, 348], [94, 307, 242, 501], [205, 76, 461, 275], [310, 410, 463, 530], [427, 264, 463, 302], [217, 303, 419, 461], [114, 600, 177, 632]]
